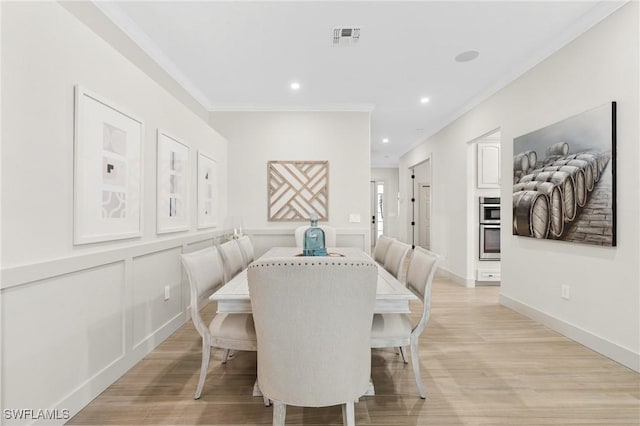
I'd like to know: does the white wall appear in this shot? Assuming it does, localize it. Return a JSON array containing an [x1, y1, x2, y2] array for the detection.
[[210, 111, 371, 254], [399, 3, 639, 370], [1, 2, 229, 423], [371, 167, 400, 239]]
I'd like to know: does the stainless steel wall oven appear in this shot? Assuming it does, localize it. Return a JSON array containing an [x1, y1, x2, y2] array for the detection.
[[479, 197, 500, 260]]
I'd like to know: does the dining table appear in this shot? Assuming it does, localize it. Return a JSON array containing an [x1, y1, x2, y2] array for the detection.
[[209, 246, 417, 398], [211, 246, 417, 315]]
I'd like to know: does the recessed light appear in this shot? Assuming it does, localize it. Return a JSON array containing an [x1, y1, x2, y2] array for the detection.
[[290, 81, 301, 90], [455, 50, 479, 63], [382, 138, 389, 143], [420, 97, 430, 104]]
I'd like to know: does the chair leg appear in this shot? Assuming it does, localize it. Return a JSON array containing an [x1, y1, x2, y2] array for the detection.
[[410, 335, 426, 399], [272, 401, 286, 426], [342, 401, 355, 426], [194, 341, 211, 399], [222, 348, 231, 364], [399, 346, 408, 364]]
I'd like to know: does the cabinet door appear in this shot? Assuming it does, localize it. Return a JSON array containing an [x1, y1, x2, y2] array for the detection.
[[477, 142, 500, 188]]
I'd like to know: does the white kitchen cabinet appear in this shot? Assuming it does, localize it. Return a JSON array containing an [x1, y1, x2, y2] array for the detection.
[[477, 142, 501, 188]]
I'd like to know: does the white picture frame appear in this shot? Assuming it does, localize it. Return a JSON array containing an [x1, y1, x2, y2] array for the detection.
[[197, 152, 217, 229], [74, 85, 143, 245], [156, 130, 190, 234]]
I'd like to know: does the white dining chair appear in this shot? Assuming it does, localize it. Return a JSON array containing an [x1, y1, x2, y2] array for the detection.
[[236, 235, 255, 268], [218, 239, 245, 282], [371, 246, 441, 399], [248, 257, 378, 426], [373, 235, 395, 265], [294, 225, 337, 248], [383, 240, 412, 281], [180, 246, 257, 399]]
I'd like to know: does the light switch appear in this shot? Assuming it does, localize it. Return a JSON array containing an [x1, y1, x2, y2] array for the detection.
[[349, 214, 361, 223]]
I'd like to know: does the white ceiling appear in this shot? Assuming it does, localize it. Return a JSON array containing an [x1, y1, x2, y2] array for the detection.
[[97, 1, 623, 167]]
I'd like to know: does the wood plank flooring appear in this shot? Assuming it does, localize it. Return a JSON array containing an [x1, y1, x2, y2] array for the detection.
[[68, 275, 640, 425]]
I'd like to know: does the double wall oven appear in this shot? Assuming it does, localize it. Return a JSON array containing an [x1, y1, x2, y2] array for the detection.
[[479, 197, 500, 260]]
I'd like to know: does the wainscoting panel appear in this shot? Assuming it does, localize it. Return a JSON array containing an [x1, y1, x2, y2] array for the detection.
[[1, 262, 126, 417], [132, 247, 184, 349], [0, 230, 229, 425]]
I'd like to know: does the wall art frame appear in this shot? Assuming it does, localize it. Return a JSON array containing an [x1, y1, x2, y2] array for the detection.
[[156, 129, 190, 234], [512, 102, 616, 247], [268, 160, 329, 221], [73, 85, 144, 245], [197, 151, 218, 229]]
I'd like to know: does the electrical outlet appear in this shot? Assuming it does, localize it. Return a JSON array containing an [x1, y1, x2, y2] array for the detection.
[[561, 285, 570, 300], [164, 285, 170, 301]]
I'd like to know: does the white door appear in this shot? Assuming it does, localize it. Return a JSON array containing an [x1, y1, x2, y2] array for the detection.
[[418, 184, 431, 249]]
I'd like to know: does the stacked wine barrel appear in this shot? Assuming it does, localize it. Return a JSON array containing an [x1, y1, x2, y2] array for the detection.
[[512, 143, 610, 239]]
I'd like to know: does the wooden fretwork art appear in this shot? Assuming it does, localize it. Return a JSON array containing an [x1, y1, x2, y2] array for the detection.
[[268, 161, 329, 221]]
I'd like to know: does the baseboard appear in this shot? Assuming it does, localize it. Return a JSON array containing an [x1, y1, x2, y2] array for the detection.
[[39, 313, 186, 425], [500, 294, 640, 373], [437, 266, 475, 287]]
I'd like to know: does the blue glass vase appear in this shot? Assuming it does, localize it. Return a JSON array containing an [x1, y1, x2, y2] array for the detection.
[[303, 213, 327, 256]]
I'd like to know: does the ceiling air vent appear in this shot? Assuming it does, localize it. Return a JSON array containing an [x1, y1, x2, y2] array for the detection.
[[332, 27, 360, 45]]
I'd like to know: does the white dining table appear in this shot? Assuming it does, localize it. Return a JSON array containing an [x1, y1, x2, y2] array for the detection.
[[210, 246, 417, 314]]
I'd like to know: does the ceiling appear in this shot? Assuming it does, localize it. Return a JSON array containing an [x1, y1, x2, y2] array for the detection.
[[97, 1, 623, 167]]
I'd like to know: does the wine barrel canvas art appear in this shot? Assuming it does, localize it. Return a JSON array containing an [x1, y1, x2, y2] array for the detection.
[[512, 102, 616, 247]]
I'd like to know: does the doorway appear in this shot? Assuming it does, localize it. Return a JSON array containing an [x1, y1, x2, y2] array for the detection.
[[418, 184, 431, 249], [411, 159, 431, 249], [370, 181, 384, 248]]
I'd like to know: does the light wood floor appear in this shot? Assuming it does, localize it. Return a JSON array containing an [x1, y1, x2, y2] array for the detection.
[[69, 275, 640, 425]]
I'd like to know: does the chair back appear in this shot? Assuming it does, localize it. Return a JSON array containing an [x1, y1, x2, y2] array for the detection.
[[383, 240, 412, 280], [180, 247, 225, 338], [294, 225, 337, 248], [236, 235, 255, 267], [248, 257, 377, 408], [373, 235, 395, 264], [218, 239, 245, 282], [405, 246, 441, 334]]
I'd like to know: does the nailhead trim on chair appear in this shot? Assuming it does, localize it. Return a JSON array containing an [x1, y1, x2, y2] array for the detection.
[[248, 260, 377, 269]]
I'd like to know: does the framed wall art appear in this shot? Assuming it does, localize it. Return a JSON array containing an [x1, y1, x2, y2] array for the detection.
[[268, 160, 329, 221], [512, 102, 616, 246], [156, 130, 190, 234], [73, 85, 143, 245], [197, 152, 217, 229]]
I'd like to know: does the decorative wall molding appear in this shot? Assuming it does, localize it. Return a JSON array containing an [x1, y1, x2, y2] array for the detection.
[[268, 161, 329, 221], [1, 230, 230, 424], [1, 231, 227, 291]]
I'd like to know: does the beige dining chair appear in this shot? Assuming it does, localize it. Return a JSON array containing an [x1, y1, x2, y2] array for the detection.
[[294, 225, 337, 248], [218, 239, 245, 282], [180, 246, 257, 399], [383, 240, 412, 281], [248, 257, 378, 426], [373, 235, 395, 265], [236, 235, 255, 268], [371, 246, 441, 399]]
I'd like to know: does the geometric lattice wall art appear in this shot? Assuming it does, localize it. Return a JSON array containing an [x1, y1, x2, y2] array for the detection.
[[268, 160, 329, 221]]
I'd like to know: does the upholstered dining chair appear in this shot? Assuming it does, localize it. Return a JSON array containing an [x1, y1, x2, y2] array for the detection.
[[294, 225, 337, 248], [373, 235, 395, 265], [180, 246, 257, 399], [218, 239, 245, 282], [371, 246, 441, 399], [383, 240, 412, 281], [236, 235, 255, 268], [248, 257, 378, 426]]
